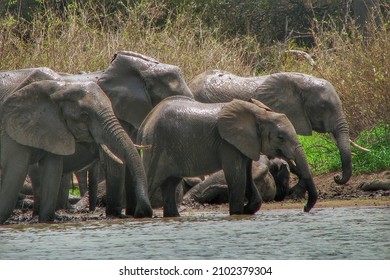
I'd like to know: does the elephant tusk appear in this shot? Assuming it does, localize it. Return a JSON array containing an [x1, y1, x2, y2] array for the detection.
[[349, 139, 371, 152], [100, 144, 124, 165]]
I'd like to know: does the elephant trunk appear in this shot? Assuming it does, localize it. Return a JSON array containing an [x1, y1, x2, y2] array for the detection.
[[98, 109, 152, 218], [294, 145, 318, 212], [332, 116, 352, 185]]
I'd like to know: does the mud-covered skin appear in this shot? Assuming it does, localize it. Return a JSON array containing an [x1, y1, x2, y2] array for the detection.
[[0, 51, 192, 218], [0, 80, 152, 224], [138, 96, 317, 217], [182, 155, 290, 204], [190, 70, 351, 188]]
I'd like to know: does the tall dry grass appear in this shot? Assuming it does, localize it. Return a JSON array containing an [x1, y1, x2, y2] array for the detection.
[[0, 0, 256, 78], [0, 0, 388, 136]]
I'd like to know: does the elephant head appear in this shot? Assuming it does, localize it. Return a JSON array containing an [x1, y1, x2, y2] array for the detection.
[[1, 80, 152, 219], [97, 51, 194, 136], [256, 72, 351, 185], [217, 98, 317, 212]]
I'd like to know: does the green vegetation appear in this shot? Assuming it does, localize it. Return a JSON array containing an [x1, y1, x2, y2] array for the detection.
[[69, 187, 81, 197], [0, 0, 389, 173], [300, 124, 390, 174]]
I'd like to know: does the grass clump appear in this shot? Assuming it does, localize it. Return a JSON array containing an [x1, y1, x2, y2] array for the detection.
[[352, 124, 390, 173]]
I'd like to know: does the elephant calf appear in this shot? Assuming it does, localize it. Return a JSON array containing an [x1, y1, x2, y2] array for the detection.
[[182, 155, 290, 205], [137, 96, 317, 217]]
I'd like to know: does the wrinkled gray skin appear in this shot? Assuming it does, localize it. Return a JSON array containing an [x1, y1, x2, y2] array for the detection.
[[182, 155, 290, 205], [138, 96, 317, 217], [0, 80, 152, 223], [0, 51, 193, 217], [189, 70, 351, 196]]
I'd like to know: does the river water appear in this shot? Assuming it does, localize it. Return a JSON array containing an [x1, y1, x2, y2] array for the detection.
[[0, 206, 388, 259]]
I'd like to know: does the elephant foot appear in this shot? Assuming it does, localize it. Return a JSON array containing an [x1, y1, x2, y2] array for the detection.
[[163, 206, 180, 218], [133, 206, 153, 218], [38, 213, 57, 223], [119, 213, 133, 219], [105, 207, 123, 218]]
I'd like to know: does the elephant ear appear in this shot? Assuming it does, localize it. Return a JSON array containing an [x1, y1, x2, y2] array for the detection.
[[255, 72, 312, 135], [217, 99, 262, 161], [98, 51, 156, 128], [1, 81, 76, 155], [250, 98, 272, 111]]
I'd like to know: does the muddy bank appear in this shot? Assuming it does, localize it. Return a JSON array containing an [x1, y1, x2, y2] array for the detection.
[[5, 171, 390, 224]]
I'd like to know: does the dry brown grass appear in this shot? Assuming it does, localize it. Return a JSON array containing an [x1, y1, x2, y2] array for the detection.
[[0, 0, 388, 136]]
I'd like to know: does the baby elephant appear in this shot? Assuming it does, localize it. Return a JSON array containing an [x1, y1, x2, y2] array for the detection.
[[138, 96, 317, 217], [182, 155, 290, 204]]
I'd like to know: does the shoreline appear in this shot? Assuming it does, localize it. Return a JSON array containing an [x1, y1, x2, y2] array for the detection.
[[173, 196, 390, 217]]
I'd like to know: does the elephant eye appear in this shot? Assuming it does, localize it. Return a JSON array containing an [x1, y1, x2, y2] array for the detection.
[[79, 112, 89, 121], [277, 134, 284, 141]]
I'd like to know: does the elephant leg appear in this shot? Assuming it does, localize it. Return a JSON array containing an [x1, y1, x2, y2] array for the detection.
[[161, 177, 182, 217], [38, 154, 63, 223], [104, 157, 125, 217], [243, 160, 262, 214], [0, 138, 31, 224], [56, 173, 74, 211], [221, 148, 250, 215], [88, 163, 99, 212], [124, 166, 137, 216]]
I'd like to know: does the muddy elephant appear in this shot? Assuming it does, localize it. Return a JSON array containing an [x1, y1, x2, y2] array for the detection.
[[189, 70, 351, 195], [137, 96, 318, 217], [0, 80, 152, 223], [182, 155, 290, 205], [0, 51, 193, 216]]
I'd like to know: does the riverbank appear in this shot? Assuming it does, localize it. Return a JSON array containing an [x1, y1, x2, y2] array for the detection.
[[179, 170, 390, 214], [5, 171, 390, 224]]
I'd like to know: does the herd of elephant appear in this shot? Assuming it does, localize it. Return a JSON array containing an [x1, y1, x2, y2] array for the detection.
[[0, 51, 353, 224]]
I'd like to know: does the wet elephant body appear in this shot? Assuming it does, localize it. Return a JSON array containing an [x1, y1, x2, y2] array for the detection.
[[190, 70, 352, 195], [182, 155, 290, 205], [0, 51, 193, 219], [0, 80, 152, 223], [138, 96, 317, 217]]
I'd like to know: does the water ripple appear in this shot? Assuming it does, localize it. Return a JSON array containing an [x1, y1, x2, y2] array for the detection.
[[0, 206, 388, 259]]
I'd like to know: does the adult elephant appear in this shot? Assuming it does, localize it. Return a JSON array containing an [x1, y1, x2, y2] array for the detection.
[[189, 70, 351, 195], [182, 155, 290, 205], [0, 80, 152, 223], [138, 96, 317, 217], [0, 51, 193, 216]]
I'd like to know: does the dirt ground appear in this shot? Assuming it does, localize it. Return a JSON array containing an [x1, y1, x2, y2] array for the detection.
[[6, 171, 390, 224]]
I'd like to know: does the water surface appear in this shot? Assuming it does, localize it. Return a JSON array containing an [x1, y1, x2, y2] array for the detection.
[[0, 206, 388, 259]]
